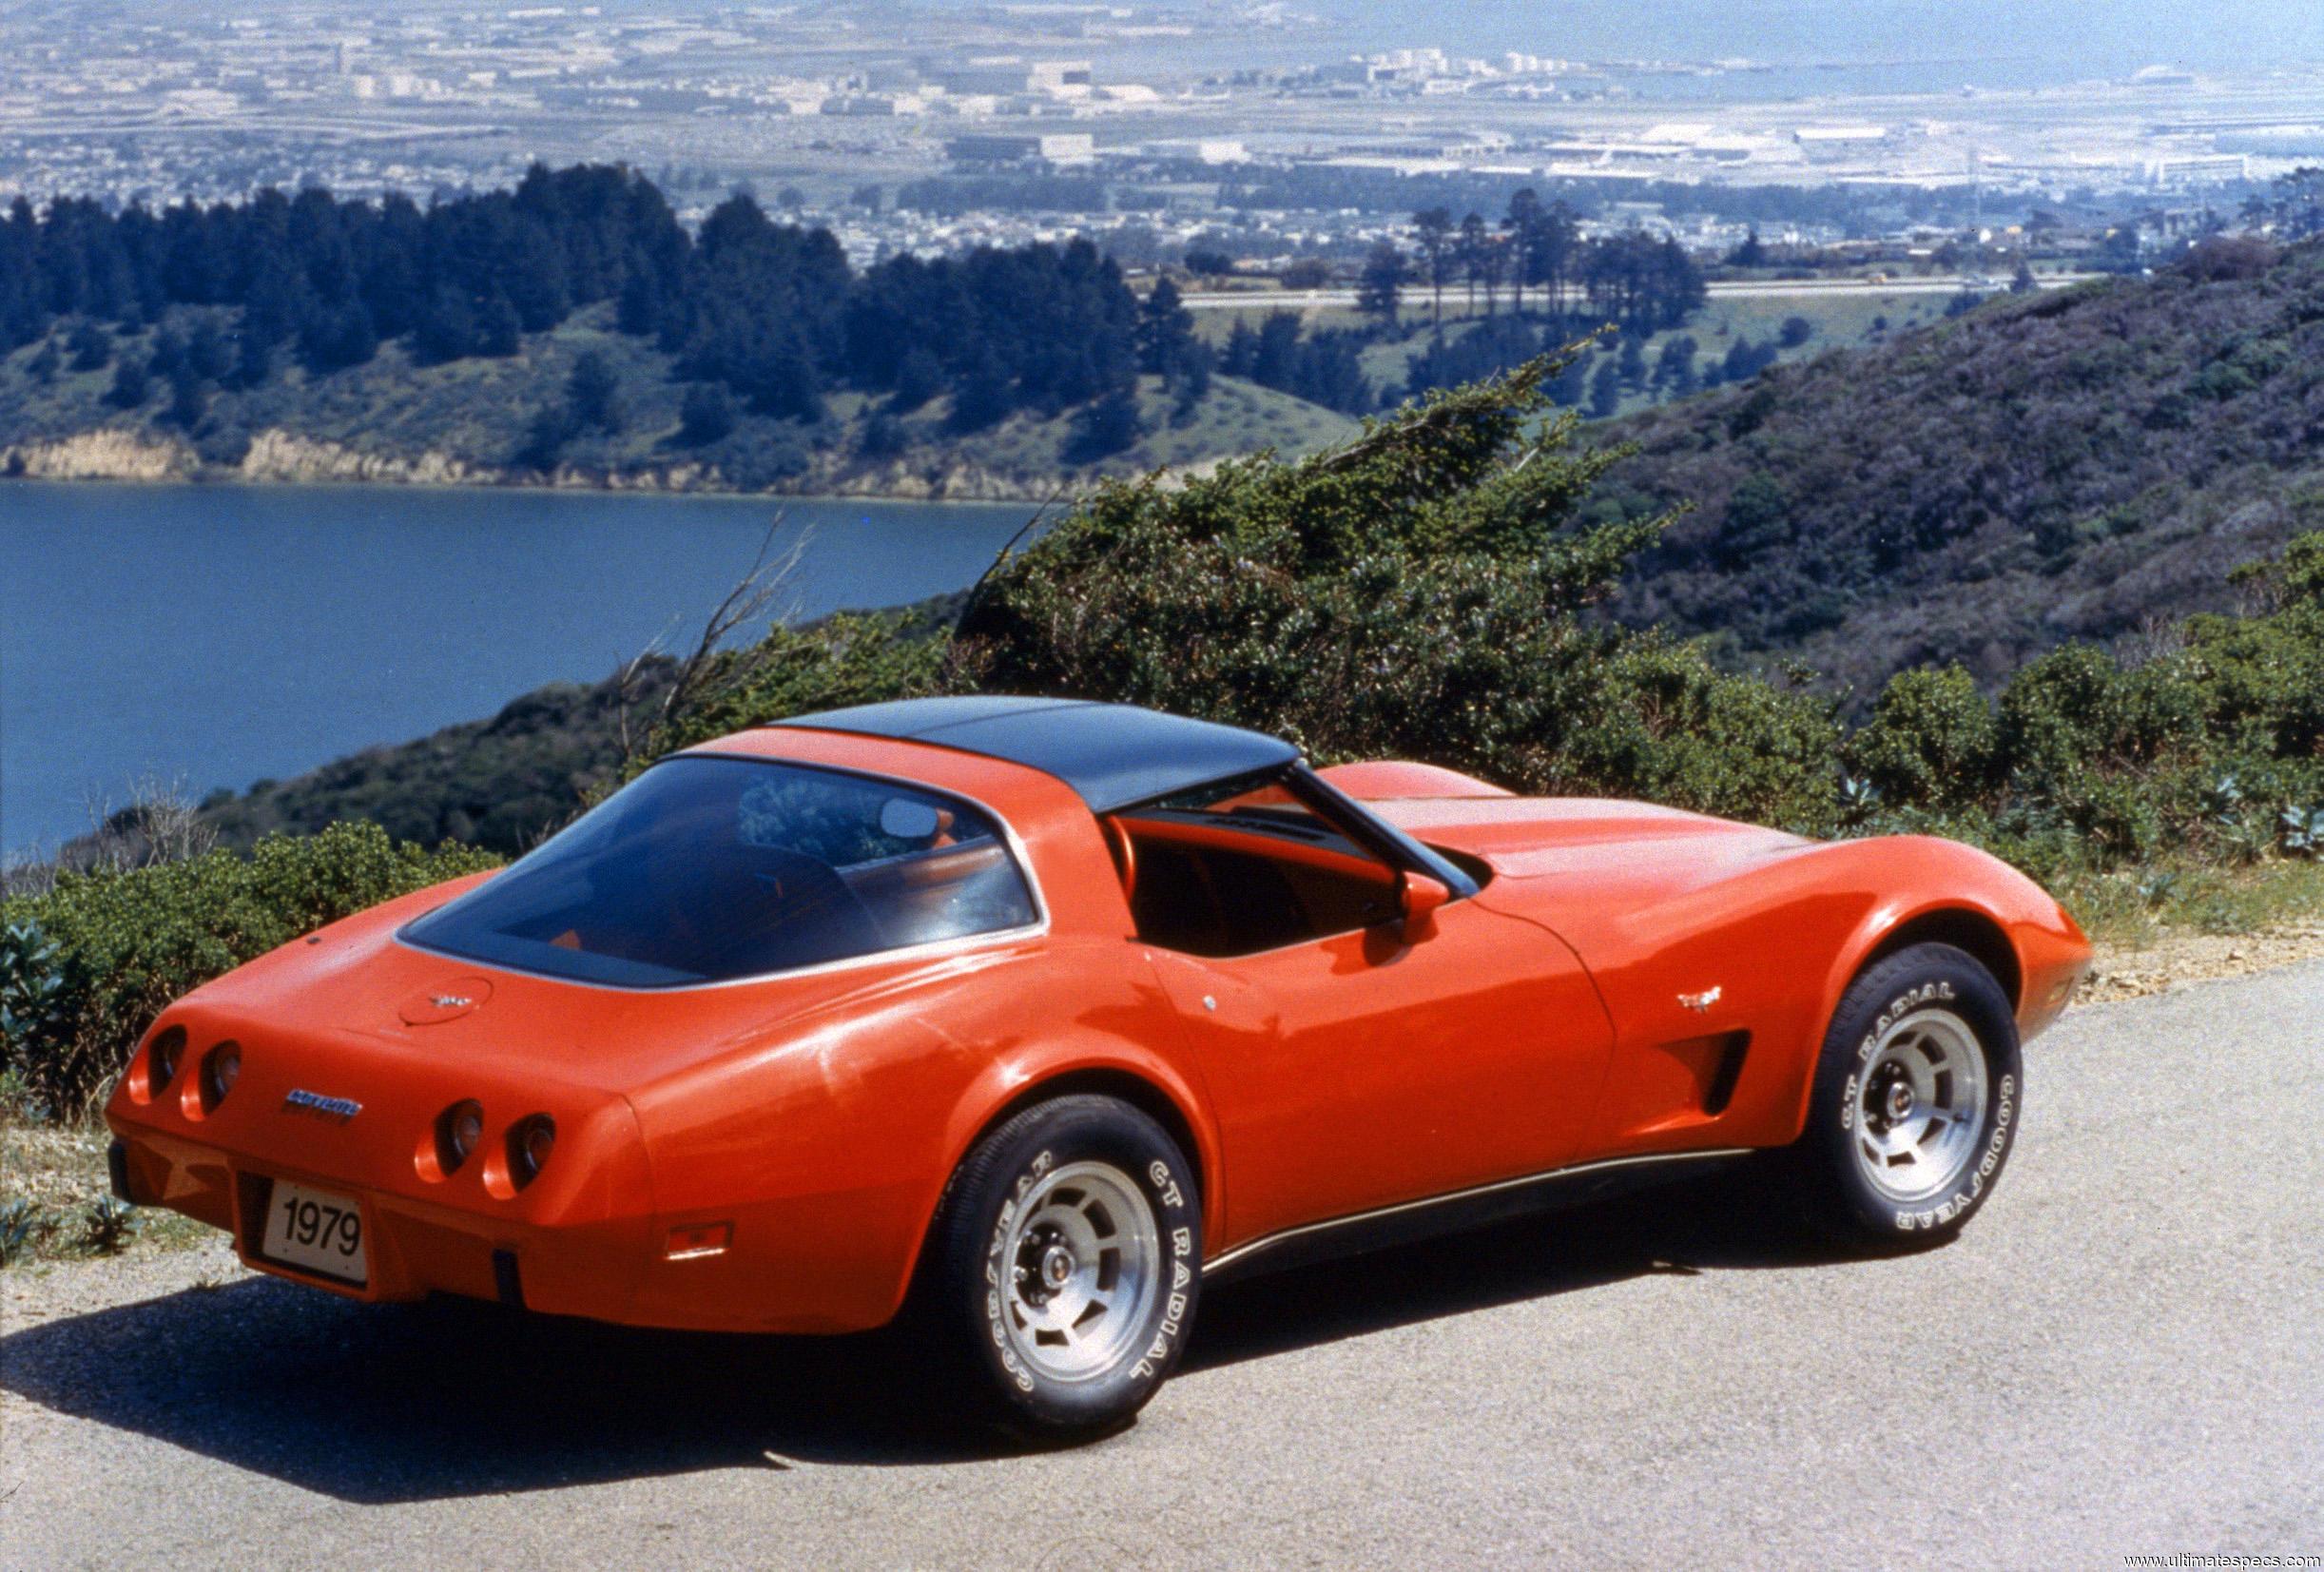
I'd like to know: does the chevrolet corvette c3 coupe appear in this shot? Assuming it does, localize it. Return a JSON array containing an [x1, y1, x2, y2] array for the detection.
[[107, 697, 2090, 1437]]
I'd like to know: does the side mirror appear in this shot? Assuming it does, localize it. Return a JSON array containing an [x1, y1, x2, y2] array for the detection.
[[1397, 871, 1450, 941]]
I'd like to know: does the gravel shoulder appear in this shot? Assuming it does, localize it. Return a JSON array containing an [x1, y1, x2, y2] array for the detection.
[[2082, 920, 2324, 1001], [4, 960, 2320, 1570]]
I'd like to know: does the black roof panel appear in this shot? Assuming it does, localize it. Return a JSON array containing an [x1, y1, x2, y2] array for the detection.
[[771, 697, 1299, 812]]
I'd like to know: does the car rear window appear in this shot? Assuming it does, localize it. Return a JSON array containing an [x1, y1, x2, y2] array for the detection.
[[400, 755, 1038, 987]]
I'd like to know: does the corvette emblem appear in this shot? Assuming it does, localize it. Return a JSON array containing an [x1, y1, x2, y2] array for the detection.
[[430, 995, 474, 1010], [1677, 986, 1723, 1013], [281, 1089, 362, 1123]]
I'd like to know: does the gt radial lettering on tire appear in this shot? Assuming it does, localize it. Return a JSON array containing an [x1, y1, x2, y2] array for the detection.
[[1791, 943, 2023, 1249], [917, 1094, 1202, 1440]]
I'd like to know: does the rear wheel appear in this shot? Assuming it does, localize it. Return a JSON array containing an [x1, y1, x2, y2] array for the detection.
[[1794, 941, 2022, 1248], [914, 1095, 1201, 1441]]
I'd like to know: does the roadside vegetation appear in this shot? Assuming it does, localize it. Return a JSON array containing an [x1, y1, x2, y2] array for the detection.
[[1599, 234, 2324, 697], [6, 345, 2322, 1264]]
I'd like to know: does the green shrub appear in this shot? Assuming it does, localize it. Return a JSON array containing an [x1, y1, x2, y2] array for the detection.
[[82, 1194, 139, 1255], [0, 922, 67, 1089], [0, 1198, 49, 1265], [0, 822, 497, 1114], [954, 352, 1844, 832], [1847, 666, 1998, 810]]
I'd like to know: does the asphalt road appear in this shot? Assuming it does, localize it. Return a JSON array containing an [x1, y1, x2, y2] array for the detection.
[[5, 961, 2319, 1571]]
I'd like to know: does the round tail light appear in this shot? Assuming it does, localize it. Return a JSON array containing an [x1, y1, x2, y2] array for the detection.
[[145, 1026, 186, 1097], [198, 1041, 242, 1111], [436, 1100, 485, 1174], [509, 1116, 556, 1189]]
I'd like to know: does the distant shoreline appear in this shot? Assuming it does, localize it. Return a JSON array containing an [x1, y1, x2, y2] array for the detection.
[[0, 430, 1081, 507], [0, 466, 1051, 512]]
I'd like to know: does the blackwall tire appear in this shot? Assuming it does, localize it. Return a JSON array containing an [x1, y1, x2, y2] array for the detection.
[[916, 1095, 1201, 1441], [1794, 941, 2023, 1249]]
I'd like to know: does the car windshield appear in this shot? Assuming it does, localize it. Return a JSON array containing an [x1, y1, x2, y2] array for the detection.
[[401, 755, 1038, 987]]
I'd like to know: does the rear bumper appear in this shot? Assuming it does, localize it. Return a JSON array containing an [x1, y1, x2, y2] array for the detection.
[[108, 1120, 654, 1320]]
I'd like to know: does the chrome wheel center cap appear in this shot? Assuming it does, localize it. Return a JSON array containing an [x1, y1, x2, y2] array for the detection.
[[1886, 1082, 1914, 1122], [1040, 1245, 1075, 1291]]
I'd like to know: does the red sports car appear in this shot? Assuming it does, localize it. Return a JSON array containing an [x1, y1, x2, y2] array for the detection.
[[107, 698, 2090, 1437]]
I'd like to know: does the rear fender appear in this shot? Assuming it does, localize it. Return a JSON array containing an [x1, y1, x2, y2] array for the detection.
[[914, 1030, 1226, 1288]]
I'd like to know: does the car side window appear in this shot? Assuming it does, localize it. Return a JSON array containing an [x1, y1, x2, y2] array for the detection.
[[1113, 808, 1398, 959], [403, 757, 1037, 987]]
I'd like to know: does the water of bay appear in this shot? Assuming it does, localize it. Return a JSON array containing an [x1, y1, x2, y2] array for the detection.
[[0, 481, 1033, 857]]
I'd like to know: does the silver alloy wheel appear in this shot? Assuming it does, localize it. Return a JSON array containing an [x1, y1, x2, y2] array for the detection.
[[1853, 1008, 1989, 1201], [998, 1160, 1161, 1383]]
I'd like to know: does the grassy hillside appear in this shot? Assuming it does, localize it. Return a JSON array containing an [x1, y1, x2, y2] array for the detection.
[[1195, 287, 1959, 418], [1594, 238, 2324, 698], [0, 303, 1357, 499]]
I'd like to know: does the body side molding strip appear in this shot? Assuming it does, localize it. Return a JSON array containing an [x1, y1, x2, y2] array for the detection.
[[1203, 1146, 1757, 1279]]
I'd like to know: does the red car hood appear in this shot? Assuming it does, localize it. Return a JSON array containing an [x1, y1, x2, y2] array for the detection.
[[1378, 796, 1817, 897]]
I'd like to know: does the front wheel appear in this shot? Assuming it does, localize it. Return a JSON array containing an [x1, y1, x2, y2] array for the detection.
[[1792, 941, 2023, 1248], [914, 1095, 1202, 1441]]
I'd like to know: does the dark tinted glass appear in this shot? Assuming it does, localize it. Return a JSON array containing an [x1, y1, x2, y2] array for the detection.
[[402, 757, 1036, 987]]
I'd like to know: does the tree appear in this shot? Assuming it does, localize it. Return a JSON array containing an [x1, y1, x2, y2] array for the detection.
[[677, 382, 736, 446], [859, 410, 905, 458], [1653, 335, 1699, 399], [1250, 311, 1302, 389], [518, 401, 576, 469], [1617, 334, 1649, 391], [1456, 212, 1496, 315], [1278, 258, 1331, 290], [1170, 341, 1212, 417], [233, 322, 276, 390], [185, 318, 232, 381], [1588, 358, 1621, 418], [1183, 249, 1234, 277], [617, 270, 660, 337], [415, 286, 478, 364], [474, 291, 522, 358], [104, 354, 150, 408], [889, 346, 944, 412], [567, 349, 625, 433], [1727, 228, 1768, 267], [1135, 278, 1195, 377], [0, 164, 1158, 452], [1520, 199, 1579, 320], [2009, 262, 2038, 295], [1412, 208, 1453, 326], [947, 349, 1013, 433], [164, 366, 205, 430], [1547, 352, 1590, 408], [1355, 241, 1406, 325], [1501, 188, 1541, 315], [1779, 315, 1814, 348], [1220, 319, 1258, 378], [1062, 385, 1143, 463], [67, 320, 110, 371]]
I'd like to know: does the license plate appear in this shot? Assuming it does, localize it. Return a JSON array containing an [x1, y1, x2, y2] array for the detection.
[[260, 1179, 369, 1284]]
